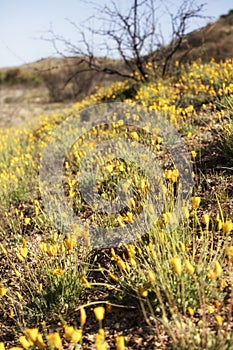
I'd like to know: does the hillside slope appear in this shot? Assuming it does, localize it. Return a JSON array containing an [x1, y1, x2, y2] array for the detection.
[[172, 9, 233, 62], [0, 55, 233, 349]]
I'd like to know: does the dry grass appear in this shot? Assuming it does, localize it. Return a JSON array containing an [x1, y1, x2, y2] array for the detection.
[[0, 56, 233, 349]]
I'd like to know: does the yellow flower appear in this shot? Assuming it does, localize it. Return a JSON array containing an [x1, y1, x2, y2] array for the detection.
[[35, 334, 45, 349], [70, 329, 82, 343], [80, 307, 87, 326], [214, 261, 222, 277], [95, 329, 107, 350], [117, 216, 125, 227], [185, 260, 195, 275], [210, 255, 223, 279], [0, 286, 7, 297], [164, 169, 172, 180], [126, 244, 136, 258], [217, 219, 223, 231], [64, 325, 82, 343], [0, 342, 5, 350], [52, 231, 58, 243], [129, 257, 137, 267], [126, 261, 131, 272], [16, 292, 23, 301], [191, 196, 201, 209], [60, 243, 65, 253], [130, 131, 139, 141], [97, 328, 105, 338], [225, 246, 233, 257], [116, 163, 124, 172], [64, 237, 76, 251], [140, 178, 147, 190], [105, 164, 114, 173], [191, 150, 197, 159], [9, 309, 15, 318], [81, 276, 91, 288], [0, 244, 7, 255], [47, 332, 63, 349], [108, 272, 119, 282], [207, 269, 216, 280], [115, 335, 125, 350], [220, 278, 227, 289], [170, 257, 182, 275], [206, 304, 215, 314], [163, 212, 171, 224], [148, 269, 156, 283], [126, 211, 133, 223], [187, 307, 194, 316], [202, 213, 210, 226], [129, 197, 136, 209], [94, 306, 105, 321], [138, 286, 148, 298], [225, 246, 233, 262], [19, 336, 32, 349], [39, 242, 47, 254], [117, 258, 126, 271], [222, 220, 233, 234], [24, 218, 31, 225], [25, 328, 39, 343], [179, 242, 186, 252], [215, 315, 223, 326], [110, 248, 117, 260], [47, 244, 58, 257], [16, 252, 25, 262], [171, 169, 179, 183], [14, 269, 21, 278], [53, 269, 64, 276]]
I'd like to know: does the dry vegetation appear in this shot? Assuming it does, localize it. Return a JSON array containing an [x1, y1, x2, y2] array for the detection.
[[0, 10, 233, 350], [0, 56, 233, 349], [167, 10, 233, 63]]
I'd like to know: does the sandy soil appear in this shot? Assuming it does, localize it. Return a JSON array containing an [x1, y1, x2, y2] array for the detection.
[[0, 85, 71, 128]]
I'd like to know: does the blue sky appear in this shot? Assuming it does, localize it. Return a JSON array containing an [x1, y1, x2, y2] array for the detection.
[[0, 0, 232, 68]]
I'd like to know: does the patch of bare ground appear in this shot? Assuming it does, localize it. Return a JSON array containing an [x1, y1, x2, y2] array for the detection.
[[0, 85, 73, 128]]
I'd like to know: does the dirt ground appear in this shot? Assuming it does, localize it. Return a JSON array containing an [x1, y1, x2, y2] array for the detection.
[[0, 85, 72, 128]]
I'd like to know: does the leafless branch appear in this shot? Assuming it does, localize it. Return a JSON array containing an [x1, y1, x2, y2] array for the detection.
[[44, 0, 206, 86]]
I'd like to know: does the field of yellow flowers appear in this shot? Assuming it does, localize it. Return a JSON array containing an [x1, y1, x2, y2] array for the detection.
[[0, 58, 233, 349]]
